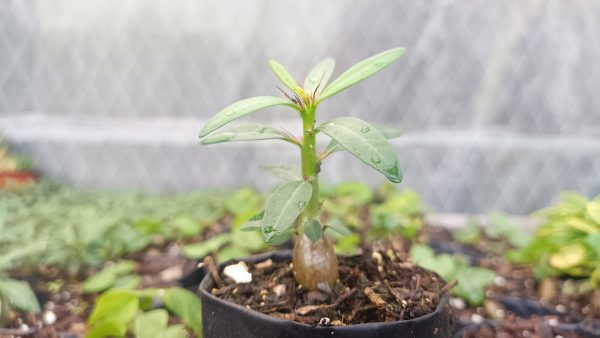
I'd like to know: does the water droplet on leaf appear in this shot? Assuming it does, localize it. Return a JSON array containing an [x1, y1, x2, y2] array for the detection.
[[328, 122, 335, 126], [355, 150, 361, 155], [371, 155, 381, 164], [298, 201, 306, 210], [225, 110, 236, 116], [361, 126, 370, 133], [264, 226, 274, 233]]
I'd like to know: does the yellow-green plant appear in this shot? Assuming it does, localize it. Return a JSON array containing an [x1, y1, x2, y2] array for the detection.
[[199, 48, 405, 289], [511, 192, 600, 286]]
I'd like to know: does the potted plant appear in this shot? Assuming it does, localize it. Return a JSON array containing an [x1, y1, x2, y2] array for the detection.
[[0, 134, 36, 188], [196, 48, 455, 337]]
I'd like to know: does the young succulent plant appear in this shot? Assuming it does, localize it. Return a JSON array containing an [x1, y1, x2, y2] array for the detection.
[[199, 47, 406, 289]]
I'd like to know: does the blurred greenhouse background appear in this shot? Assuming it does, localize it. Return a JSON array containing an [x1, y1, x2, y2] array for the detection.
[[1, 0, 600, 214]]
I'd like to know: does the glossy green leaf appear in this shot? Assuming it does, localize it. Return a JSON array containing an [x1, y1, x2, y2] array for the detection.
[[88, 290, 139, 326], [0, 278, 40, 313], [199, 96, 291, 138], [162, 287, 203, 336], [318, 117, 402, 183], [319, 47, 405, 101], [182, 234, 231, 258], [201, 125, 286, 145], [304, 58, 335, 97], [262, 180, 313, 242], [134, 309, 169, 338], [269, 61, 299, 92], [86, 318, 127, 338], [304, 219, 323, 241], [265, 228, 294, 246], [260, 165, 302, 181], [324, 122, 402, 157]]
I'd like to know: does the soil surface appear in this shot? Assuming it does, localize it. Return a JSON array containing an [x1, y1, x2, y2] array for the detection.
[[210, 244, 450, 326]]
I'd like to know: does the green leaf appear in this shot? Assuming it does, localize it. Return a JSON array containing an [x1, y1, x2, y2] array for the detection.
[[201, 124, 286, 145], [586, 233, 600, 257], [319, 47, 405, 101], [324, 221, 352, 237], [269, 61, 299, 92], [112, 275, 141, 290], [317, 117, 402, 183], [83, 261, 137, 293], [240, 211, 264, 231], [162, 287, 203, 336], [0, 278, 41, 313], [134, 309, 169, 338], [304, 219, 323, 241], [88, 290, 139, 326], [260, 165, 302, 181], [334, 234, 361, 255], [262, 180, 313, 242], [304, 58, 335, 97], [86, 318, 127, 338], [162, 325, 188, 338], [587, 201, 600, 224], [324, 123, 402, 157], [454, 267, 495, 306], [182, 234, 231, 259], [265, 228, 294, 245], [217, 246, 250, 262], [199, 96, 291, 138]]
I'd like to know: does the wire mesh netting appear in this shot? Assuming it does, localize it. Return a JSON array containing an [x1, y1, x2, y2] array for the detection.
[[1, 0, 599, 213]]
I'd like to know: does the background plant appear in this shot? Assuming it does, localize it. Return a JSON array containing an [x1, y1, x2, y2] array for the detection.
[[199, 47, 406, 288], [510, 191, 600, 286]]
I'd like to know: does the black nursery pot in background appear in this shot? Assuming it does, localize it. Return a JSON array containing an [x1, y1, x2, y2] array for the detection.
[[196, 251, 455, 338]]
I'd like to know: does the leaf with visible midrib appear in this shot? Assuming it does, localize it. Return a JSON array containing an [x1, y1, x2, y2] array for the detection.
[[304, 58, 335, 97], [319, 48, 405, 101], [201, 125, 286, 145], [317, 117, 402, 183], [324, 122, 402, 156], [269, 61, 299, 92], [199, 96, 291, 138], [262, 181, 313, 242]]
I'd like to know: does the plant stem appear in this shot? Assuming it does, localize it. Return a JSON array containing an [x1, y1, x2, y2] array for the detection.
[[300, 105, 319, 227], [293, 104, 339, 289]]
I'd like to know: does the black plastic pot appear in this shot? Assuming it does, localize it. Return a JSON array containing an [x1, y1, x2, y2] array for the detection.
[[198, 251, 455, 338]]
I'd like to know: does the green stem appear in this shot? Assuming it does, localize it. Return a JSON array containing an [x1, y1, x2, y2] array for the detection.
[[300, 105, 320, 228]]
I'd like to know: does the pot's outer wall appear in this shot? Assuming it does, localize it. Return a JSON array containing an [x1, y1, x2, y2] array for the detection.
[[199, 251, 455, 338]]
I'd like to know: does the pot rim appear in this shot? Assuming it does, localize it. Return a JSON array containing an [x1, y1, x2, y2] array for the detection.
[[199, 250, 451, 331]]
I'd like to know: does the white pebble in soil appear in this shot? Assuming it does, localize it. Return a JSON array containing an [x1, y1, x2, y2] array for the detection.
[[223, 262, 252, 284], [470, 314, 484, 324], [43, 310, 57, 325], [449, 297, 465, 310]]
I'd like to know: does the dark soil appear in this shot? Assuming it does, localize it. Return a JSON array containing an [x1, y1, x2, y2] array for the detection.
[[210, 244, 450, 326], [458, 314, 583, 338]]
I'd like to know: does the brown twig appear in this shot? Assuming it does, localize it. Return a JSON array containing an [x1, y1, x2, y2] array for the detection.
[[295, 288, 357, 315], [440, 279, 458, 294], [203, 256, 225, 288], [364, 287, 386, 308]]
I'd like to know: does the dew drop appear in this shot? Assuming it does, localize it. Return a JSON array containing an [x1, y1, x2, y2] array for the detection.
[[328, 122, 335, 126], [297, 201, 306, 210], [371, 155, 381, 164], [355, 149, 361, 155], [264, 226, 274, 233], [225, 110, 236, 116], [361, 126, 370, 133]]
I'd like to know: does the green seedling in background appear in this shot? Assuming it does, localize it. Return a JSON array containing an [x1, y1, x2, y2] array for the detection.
[[199, 47, 406, 289], [511, 191, 600, 286], [410, 244, 495, 306]]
